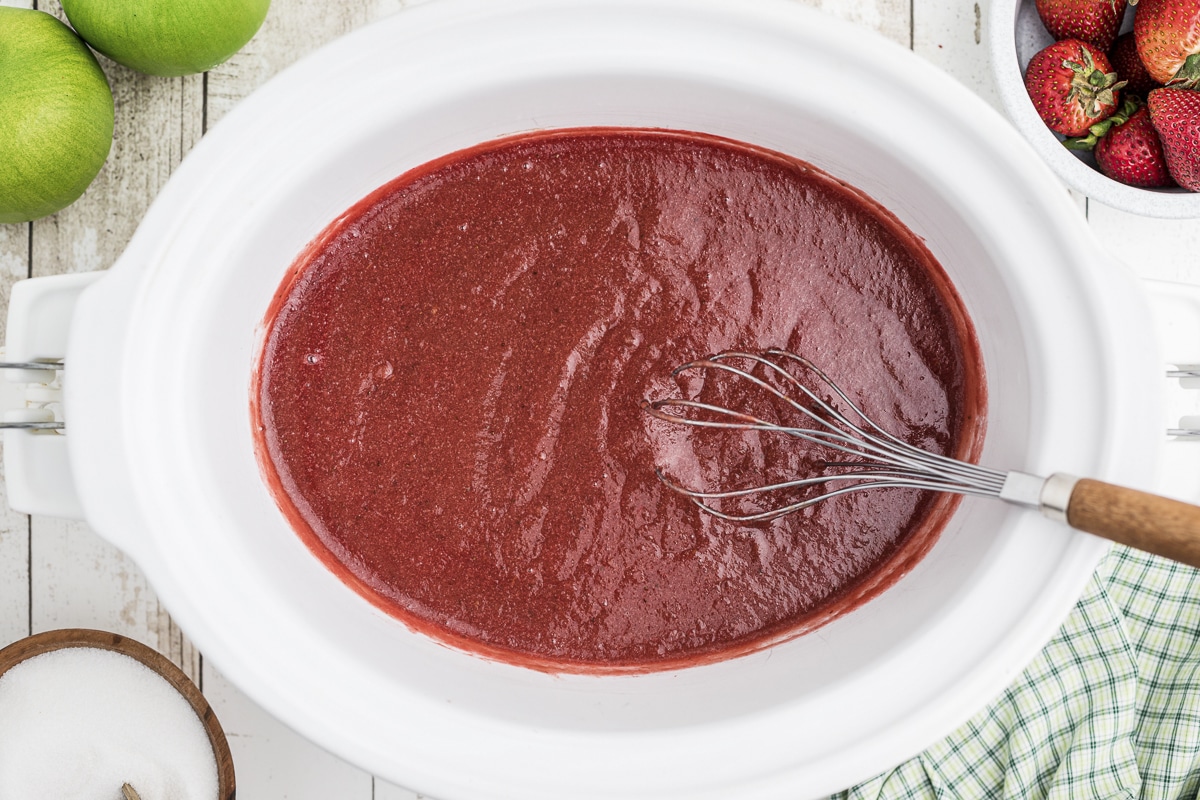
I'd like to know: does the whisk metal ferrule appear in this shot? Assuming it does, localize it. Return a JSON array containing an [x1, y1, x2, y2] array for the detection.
[[998, 471, 1045, 509], [997, 471, 1081, 525]]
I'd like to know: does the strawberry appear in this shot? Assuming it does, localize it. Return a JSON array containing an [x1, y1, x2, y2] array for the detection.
[[1110, 32, 1162, 97], [1036, 0, 1127, 50], [1148, 86, 1200, 188], [1134, 0, 1200, 87], [1026, 40, 1126, 136], [1096, 102, 1177, 186]]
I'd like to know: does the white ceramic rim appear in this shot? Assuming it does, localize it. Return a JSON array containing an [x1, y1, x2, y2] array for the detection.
[[62, 1, 1162, 798]]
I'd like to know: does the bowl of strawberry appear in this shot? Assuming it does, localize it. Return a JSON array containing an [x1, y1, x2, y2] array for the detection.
[[990, 0, 1200, 217]]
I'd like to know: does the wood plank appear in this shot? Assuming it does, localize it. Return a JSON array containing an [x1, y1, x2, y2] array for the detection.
[[913, 1, 996, 103], [0, 0, 35, 652], [374, 779, 426, 800], [796, 0, 911, 47], [28, 518, 198, 667], [33, 2, 204, 275], [204, 0, 414, 130], [203, 666, 374, 798], [813, 0, 911, 47], [24, 2, 204, 682], [0, 226, 30, 328], [0, 223, 30, 648]]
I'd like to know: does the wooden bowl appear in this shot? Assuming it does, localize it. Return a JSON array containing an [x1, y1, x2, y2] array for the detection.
[[0, 628, 235, 800]]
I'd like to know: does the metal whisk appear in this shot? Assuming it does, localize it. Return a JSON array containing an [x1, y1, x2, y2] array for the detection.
[[643, 348, 1200, 568]]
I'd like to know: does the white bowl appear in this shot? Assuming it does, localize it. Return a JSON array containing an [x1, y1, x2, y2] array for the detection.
[[989, 0, 1200, 217], [51, 1, 1164, 798]]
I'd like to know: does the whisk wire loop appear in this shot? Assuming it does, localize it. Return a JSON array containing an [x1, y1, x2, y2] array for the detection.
[[645, 349, 1003, 522], [645, 397, 998, 489], [729, 350, 1003, 487]]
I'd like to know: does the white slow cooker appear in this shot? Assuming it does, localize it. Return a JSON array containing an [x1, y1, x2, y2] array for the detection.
[[5, 1, 1198, 797]]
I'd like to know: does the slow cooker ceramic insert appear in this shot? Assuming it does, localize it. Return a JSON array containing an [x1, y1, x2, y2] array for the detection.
[[4, 1, 1199, 798]]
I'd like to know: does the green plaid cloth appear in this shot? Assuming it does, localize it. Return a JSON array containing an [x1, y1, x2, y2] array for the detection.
[[835, 546, 1200, 800]]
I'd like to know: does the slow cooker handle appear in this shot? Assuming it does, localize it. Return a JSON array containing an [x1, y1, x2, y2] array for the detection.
[[1, 266, 154, 571], [1064, 276, 1200, 565], [1, 273, 105, 518]]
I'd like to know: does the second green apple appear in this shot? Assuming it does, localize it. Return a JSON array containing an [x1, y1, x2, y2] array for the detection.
[[61, 0, 271, 77]]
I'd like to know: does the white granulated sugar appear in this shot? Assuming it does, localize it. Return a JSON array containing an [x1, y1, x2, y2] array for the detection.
[[0, 646, 218, 800]]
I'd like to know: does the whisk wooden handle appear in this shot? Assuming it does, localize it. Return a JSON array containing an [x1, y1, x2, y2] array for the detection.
[[1067, 478, 1200, 568]]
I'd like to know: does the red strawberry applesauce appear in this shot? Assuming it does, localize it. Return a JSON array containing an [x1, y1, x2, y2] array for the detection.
[[253, 128, 986, 672]]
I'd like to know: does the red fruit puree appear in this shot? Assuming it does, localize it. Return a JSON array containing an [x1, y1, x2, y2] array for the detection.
[[253, 128, 986, 672]]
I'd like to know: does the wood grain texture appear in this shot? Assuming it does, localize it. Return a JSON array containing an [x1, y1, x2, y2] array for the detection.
[[0, 225, 30, 648], [203, 666, 374, 798], [34, 2, 204, 277], [0, 432, 29, 648], [0, 0, 34, 651], [29, 518, 201, 678], [801, 0, 911, 46], [204, 0, 415, 130], [375, 779, 427, 800], [1069, 479, 1200, 568], [913, 1, 996, 104], [15, 2, 204, 680]]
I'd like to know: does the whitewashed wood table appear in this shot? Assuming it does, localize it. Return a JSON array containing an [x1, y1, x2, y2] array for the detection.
[[0, 0, 1197, 796]]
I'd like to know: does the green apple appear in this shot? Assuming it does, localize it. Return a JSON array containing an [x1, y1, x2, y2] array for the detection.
[[0, 8, 114, 224], [60, 0, 271, 77]]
